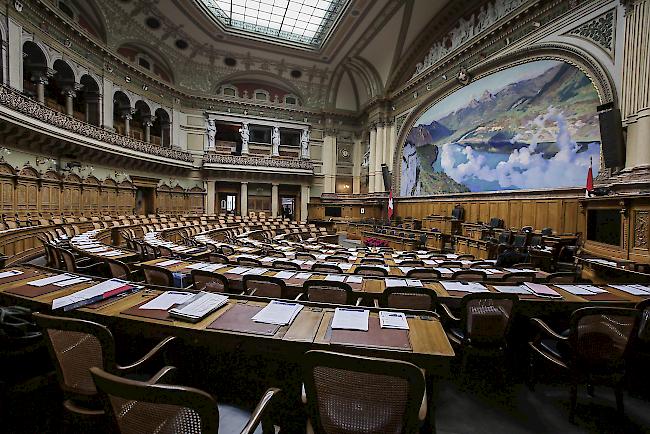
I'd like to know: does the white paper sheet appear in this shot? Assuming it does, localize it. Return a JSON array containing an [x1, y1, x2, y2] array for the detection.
[[405, 279, 423, 287], [52, 276, 92, 287], [331, 308, 369, 331], [379, 311, 409, 330], [295, 272, 313, 280], [225, 266, 250, 275], [274, 271, 296, 279], [169, 292, 228, 319], [609, 284, 650, 296], [0, 270, 22, 279], [385, 278, 407, 287], [251, 300, 303, 325], [440, 281, 488, 293], [28, 274, 76, 287], [492, 285, 531, 295], [140, 291, 194, 310], [186, 262, 211, 270], [346, 276, 363, 284], [157, 259, 182, 267], [325, 274, 346, 282], [554, 285, 596, 295]]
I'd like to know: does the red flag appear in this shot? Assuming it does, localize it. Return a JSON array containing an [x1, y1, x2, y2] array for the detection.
[[388, 190, 394, 219], [586, 158, 593, 197]]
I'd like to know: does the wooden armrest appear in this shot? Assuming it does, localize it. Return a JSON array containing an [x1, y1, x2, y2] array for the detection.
[[355, 297, 363, 306], [530, 318, 568, 341], [528, 341, 569, 370], [147, 366, 177, 385], [240, 388, 281, 434], [294, 293, 304, 301], [440, 303, 460, 322], [373, 299, 379, 308], [118, 336, 176, 373]]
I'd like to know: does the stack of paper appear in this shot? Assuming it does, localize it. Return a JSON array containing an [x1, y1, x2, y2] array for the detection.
[[325, 274, 346, 282], [385, 278, 407, 287], [251, 300, 303, 325], [405, 279, 423, 287], [555, 285, 599, 295], [493, 285, 532, 295], [0, 270, 23, 279], [295, 272, 313, 280], [169, 292, 229, 323], [346, 276, 363, 284], [29, 274, 78, 287], [226, 266, 250, 275], [243, 268, 267, 276], [609, 284, 650, 296], [331, 308, 369, 331], [157, 259, 182, 267], [504, 268, 536, 273], [187, 262, 211, 270], [524, 282, 563, 298], [52, 279, 136, 311], [274, 271, 296, 279], [140, 291, 194, 310], [379, 311, 409, 330], [440, 281, 488, 293]]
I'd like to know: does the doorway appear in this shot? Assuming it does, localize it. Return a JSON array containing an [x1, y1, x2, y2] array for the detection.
[[280, 196, 295, 220], [135, 187, 154, 215], [218, 192, 238, 215]]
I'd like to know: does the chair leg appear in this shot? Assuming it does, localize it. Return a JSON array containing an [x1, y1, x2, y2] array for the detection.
[[569, 383, 578, 423]]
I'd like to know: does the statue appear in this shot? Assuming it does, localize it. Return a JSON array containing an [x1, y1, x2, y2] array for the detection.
[[271, 126, 280, 157], [300, 129, 310, 159], [206, 119, 216, 151], [239, 122, 250, 155]]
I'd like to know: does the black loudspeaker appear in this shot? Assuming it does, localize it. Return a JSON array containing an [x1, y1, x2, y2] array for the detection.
[[381, 164, 392, 191], [597, 102, 625, 168]]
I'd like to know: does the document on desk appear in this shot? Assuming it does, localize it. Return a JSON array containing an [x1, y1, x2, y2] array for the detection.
[[252, 300, 303, 325], [52, 279, 134, 311], [554, 285, 596, 295], [274, 271, 296, 279], [0, 270, 23, 279], [243, 267, 268, 276], [295, 272, 313, 280], [86, 247, 109, 253], [225, 266, 250, 275], [29, 273, 77, 287], [169, 292, 229, 322], [385, 278, 407, 287], [140, 291, 194, 310], [405, 279, 423, 287], [98, 251, 124, 257], [609, 284, 650, 295], [338, 263, 353, 271], [493, 285, 531, 295], [523, 282, 563, 298], [331, 308, 369, 331], [504, 268, 536, 273], [379, 311, 409, 330], [423, 259, 438, 265], [157, 259, 182, 267], [325, 274, 346, 282], [398, 266, 415, 274], [440, 281, 488, 293], [433, 267, 452, 274], [575, 284, 607, 293], [186, 262, 210, 270], [202, 264, 227, 272], [346, 276, 363, 284], [52, 276, 92, 287]]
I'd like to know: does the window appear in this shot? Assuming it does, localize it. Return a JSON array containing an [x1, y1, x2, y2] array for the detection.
[[254, 90, 268, 101], [223, 87, 236, 97], [285, 96, 297, 105]]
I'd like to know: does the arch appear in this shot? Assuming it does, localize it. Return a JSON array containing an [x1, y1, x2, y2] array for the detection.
[[134, 100, 152, 117], [66, 0, 108, 43], [153, 107, 171, 147], [52, 59, 75, 85], [393, 43, 616, 196], [112, 88, 135, 108], [113, 91, 132, 137], [214, 70, 304, 102], [116, 41, 175, 84], [79, 74, 101, 125], [22, 41, 48, 94]]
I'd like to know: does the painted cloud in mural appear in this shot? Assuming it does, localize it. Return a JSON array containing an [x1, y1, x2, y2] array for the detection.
[[400, 60, 601, 196]]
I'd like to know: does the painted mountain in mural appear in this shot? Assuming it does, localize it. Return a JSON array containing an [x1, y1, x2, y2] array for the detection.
[[400, 60, 601, 196]]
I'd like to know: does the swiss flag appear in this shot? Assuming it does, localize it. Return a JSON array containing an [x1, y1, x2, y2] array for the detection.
[[388, 190, 394, 219], [585, 157, 593, 198]]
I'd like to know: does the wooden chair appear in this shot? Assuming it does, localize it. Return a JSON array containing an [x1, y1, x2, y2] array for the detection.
[[311, 263, 343, 273], [353, 265, 388, 277], [499, 272, 536, 283], [105, 258, 140, 281], [544, 272, 578, 283], [528, 307, 640, 422], [438, 261, 462, 268], [157, 246, 175, 258], [636, 298, 650, 343], [302, 350, 427, 434], [295, 252, 316, 261], [242, 275, 288, 299], [360, 257, 385, 265], [220, 245, 235, 256], [90, 366, 279, 434], [440, 293, 518, 375], [451, 270, 486, 281], [398, 259, 425, 267], [379, 286, 438, 311], [57, 247, 104, 275], [405, 268, 441, 280], [470, 262, 495, 269], [191, 270, 230, 293], [33, 313, 174, 419], [325, 255, 349, 262], [238, 257, 263, 267], [141, 264, 175, 287], [272, 260, 301, 271], [302, 280, 358, 305], [208, 253, 230, 264]]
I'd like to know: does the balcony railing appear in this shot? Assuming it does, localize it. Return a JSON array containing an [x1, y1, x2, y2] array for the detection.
[[203, 152, 314, 171], [0, 85, 194, 163]]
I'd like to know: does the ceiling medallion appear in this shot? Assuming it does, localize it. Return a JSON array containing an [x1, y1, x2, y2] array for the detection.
[[456, 67, 471, 86], [14, 0, 23, 12]]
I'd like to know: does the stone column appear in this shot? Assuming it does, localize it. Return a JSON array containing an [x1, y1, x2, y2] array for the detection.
[[352, 137, 362, 194], [63, 89, 75, 116], [300, 184, 310, 222], [271, 183, 279, 217], [122, 111, 133, 137], [160, 120, 170, 147], [368, 127, 377, 193], [322, 133, 337, 193], [205, 180, 216, 215], [143, 116, 155, 143], [240, 182, 248, 217], [8, 19, 22, 91], [32, 71, 52, 104], [622, 0, 650, 168], [374, 122, 385, 192]]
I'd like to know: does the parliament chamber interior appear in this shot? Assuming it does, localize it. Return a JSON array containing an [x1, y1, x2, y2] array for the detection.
[[1, 0, 650, 433]]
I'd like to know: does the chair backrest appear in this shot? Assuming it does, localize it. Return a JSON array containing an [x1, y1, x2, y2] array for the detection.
[[273, 260, 301, 270], [302, 350, 425, 434], [220, 245, 235, 256], [451, 270, 486, 281], [398, 259, 424, 267], [296, 252, 316, 261], [141, 265, 174, 287], [512, 233, 529, 248], [57, 247, 79, 273], [405, 268, 441, 280], [544, 272, 577, 283], [237, 257, 262, 266], [303, 280, 354, 305], [89, 367, 219, 434], [360, 257, 385, 265], [46, 242, 61, 269], [157, 246, 174, 257], [497, 231, 512, 244], [191, 270, 229, 293], [34, 312, 116, 403], [380, 286, 437, 311], [568, 307, 640, 373], [636, 299, 650, 342], [489, 218, 504, 228], [311, 263, 343, 273], [460, 293, 517, 346], [499, 272, 536, 283], [208, 253, 230, 264], [326, 255, 349, 262], [438, 261, 462, 268], [353, 265, 388, 277], [469, 262, 494, 268], [242, 275, 287, 298], [105, 259, 131, 280]]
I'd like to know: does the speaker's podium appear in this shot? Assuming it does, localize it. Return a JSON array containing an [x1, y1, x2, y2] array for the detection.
[[422, 205, 464, 236]]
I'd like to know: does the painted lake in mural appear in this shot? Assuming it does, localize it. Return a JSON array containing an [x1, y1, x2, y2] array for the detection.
[[400, 60, 601, 196]]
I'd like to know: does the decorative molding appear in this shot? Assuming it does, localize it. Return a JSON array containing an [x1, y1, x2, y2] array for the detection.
[[634, 210, 648, 249], [202, 152, 314, 170], [566, 9, 616, 58], [0, 85, 194, 163]]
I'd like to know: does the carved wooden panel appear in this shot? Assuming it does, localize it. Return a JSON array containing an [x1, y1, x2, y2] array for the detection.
[[0, 179, 14, 215], [15, 181, 38, 217], [634, 211, 649, 249]]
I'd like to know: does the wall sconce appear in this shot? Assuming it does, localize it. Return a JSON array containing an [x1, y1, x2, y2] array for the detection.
[[142, 84, 148, 91]]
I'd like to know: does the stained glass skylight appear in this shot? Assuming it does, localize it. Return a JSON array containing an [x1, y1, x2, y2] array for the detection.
[[198, 0, 349, 47]]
